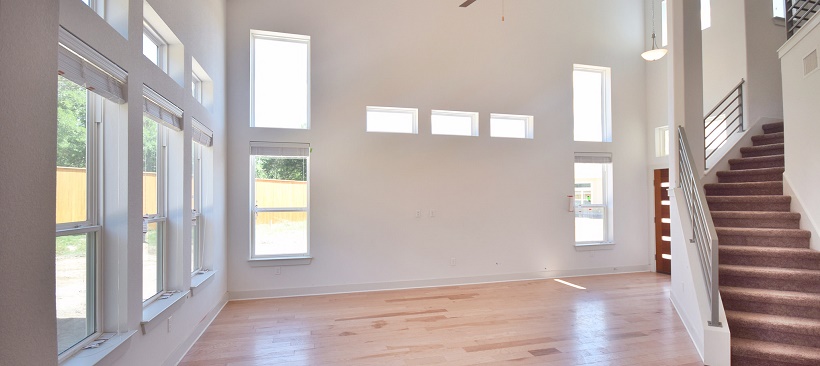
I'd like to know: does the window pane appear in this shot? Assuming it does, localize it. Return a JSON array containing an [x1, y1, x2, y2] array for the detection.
[[575, 206, 606, 243], [143, 119, 159, 216], [661, 0, 668, 47], [56, 233, 94, 354], [142, 32, 159, 66], [254, 157, 308, 208], [57, 76, 89, 224], [573, 70, 604, 142], [366, 108, 416, 134], [490, 116, 527, 138], [255, 211, 308, 256], [431, 112, 476, 136], [253, 36, 309, 129], [192, 218, 199, 273], [143, 221, 162, 301]]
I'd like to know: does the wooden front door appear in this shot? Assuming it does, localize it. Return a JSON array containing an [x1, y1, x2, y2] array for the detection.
[[654, 169, 671, 275]]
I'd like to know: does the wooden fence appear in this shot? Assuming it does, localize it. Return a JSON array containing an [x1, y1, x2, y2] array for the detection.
[[254, 178, 308, 223]]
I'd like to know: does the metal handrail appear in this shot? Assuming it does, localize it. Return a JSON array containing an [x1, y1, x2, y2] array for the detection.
[[678, 126, 722, 328], [704, 79, 744, 165], [786, 0, 820, 39]]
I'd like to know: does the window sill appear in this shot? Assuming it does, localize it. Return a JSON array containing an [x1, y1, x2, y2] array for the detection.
[[574, 242, 615, 251], [60, 330, 138, 366], [773, 16, 785, 27], [248, 256, 312, 267], [140, 290, 189, 334], [190, 269, 217, 296]]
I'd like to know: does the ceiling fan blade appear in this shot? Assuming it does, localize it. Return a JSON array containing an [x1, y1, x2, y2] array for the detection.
[[460, 0, 478, 7]]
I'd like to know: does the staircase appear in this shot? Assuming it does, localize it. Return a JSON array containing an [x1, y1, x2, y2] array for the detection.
[[704, 122, 820, 365]]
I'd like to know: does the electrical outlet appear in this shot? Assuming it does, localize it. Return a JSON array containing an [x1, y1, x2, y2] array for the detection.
[[449, 258, 456, 266], [274, 266, 281, 275], [167, 316, 172, 333]]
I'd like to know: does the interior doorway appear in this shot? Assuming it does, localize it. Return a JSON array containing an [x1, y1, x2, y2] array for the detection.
[[654, 169, 671, 275]]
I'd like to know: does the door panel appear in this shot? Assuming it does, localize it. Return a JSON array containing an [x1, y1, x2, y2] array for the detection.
[[654, 169, 671, 275]]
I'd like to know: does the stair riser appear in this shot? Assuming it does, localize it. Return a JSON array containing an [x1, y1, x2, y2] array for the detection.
[[709, 202, 791, 212], [718, 235, 809, 248], [705, 186, 783, 196], [742, 147, 785, 158], [720, 252, 820, 271], [730, 326, 820, 349], [730, 160, 785, 170], [720, 274, 820, 294], [763, 125, 785, 134], [713, 217, 800, 229], [753, 137, 784, 146], [732, 355, 801, 366], [717, 174, 784, 183], [723, 300, 820, 321]]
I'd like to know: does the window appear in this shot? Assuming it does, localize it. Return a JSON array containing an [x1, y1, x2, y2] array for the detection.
[[701, 0, 711, 30], [251, 30, 310, 129], [143, 22, 167, 71], [191, 73, 202, 103], [573, 65, 611, 142], [250, 143, 310, 258], [655, 126, 670, 157], [56, 76, 101, 356], [366, 106, 418, 134], [192, 142, 202, 273], [431, 110, 479, 136], [574, 154, 613, 245], [142, 116, 167, 303], [773, 0, 785, 18], [661, 0, 668, 47], [490, 113, 533, 139]]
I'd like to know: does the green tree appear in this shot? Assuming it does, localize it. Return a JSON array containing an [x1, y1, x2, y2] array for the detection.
[[57, 76, 88, 168], [255, 157, 306, 181]]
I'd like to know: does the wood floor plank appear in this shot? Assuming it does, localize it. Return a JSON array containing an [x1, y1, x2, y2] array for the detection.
[[182, 273, 702, 365]]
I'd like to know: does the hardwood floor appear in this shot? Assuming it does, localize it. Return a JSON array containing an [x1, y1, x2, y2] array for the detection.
[[182, 273, 703, 365]]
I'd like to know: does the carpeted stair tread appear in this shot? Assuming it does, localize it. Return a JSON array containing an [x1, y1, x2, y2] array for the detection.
[[726, 310, 820, 338], [720, 245, 820, 270], [741, 143, 785, 158], [707, 195, 791, 212], [753, 132, 785, 146], [720, 264, 820, 282], [762, 122, 785, 134], [712, 211, 800, 229], [716, 227, 810, 248], [729, 154, 785, 170], [705, 181, 783, 196], [732, 337, 820, 365], [716, 167, 785, 183], [722, 286, 820, 319]]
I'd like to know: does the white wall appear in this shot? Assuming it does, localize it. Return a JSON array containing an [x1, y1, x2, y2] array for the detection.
[[226, 0, 652, 298], [0, 1, 60, 365], [780, 15, 820, 251], [1, 0, 229, 365], [702, 0, 747, 111]]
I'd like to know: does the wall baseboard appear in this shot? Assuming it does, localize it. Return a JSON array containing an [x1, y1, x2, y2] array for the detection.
[[164, 291, 229, 366], [670, 291, 705, 361], [228, 265, 651, 301]]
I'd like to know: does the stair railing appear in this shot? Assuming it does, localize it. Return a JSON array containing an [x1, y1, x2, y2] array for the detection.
[[786, 0, 820, 39], [678, 126, 723, 328], [704, 79, 745, 165]]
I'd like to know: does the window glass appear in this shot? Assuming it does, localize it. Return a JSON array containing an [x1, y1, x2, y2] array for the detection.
[[573, 65, 611, 142], [490, 114, 533, 139], [142, 117, 165, 302], [252, 32, 310, 129], [366, 107, 418, 134], [431, 111, 478, 136], [142, 31, 160, 66], [143, 221, 161, 301], [252, 152, 309, 257], [574, 161, 612, 244]]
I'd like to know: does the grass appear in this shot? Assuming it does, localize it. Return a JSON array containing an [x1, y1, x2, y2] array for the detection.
[[56, 235, 87, 257]]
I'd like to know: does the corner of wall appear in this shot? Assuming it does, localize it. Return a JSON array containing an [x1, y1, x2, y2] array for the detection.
[[783, 174, 820, 251]]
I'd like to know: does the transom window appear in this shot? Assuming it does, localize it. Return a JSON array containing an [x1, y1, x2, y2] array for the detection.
[[490, 113, 534, 139], [431, 110, 479, 136], [251, 30, 310, 129], [573, 65, 611, 142], [366, 106, 418, 134], [143, 22, 167, 71]]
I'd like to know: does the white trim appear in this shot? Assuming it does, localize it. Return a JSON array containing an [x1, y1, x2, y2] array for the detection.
[[431, 110, 480, 136], [58, 27, 127, 82], [248, 256, 313, 267], [489, 113, 534, 139], [229, 265, 651, 300], [250, 30, 311, 129], [164, 293, 229, 366], [366, 106, 419, 134], [572, 64, 612, 142], [190, 270, 216, 294], [140, 290, 190, 334], [60, 330, 138, 366], [143, 84, 183, 117], [778, 7, 820, 57]]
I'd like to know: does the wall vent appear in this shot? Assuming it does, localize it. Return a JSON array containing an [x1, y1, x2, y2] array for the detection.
[[804, 49, 818, 76]]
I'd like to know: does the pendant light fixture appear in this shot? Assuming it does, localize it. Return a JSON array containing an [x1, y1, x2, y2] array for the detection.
[[642, 0, 668, 61]]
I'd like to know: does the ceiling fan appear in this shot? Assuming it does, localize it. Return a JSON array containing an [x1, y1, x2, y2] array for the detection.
[[459, 0, 478, 7]]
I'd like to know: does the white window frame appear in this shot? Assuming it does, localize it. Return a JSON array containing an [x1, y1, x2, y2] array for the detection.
[[431, 110, 479, 136], [191, 72, 203, 103], [661, 0, 668, 47], [773, 0, 786, 19], [191, 142, 203, 274], [574, 154, 614, 246], [489, 113, 534, 139], [142, 118, 168, 305], [573, 64, 612, 143], [56, 81, 104, 361], [366, 106, 419, 134], [249, 143, 310, 260], [701, 0, 711, 30], [250, 30, 311, 129], [143, 21, 168, 72]]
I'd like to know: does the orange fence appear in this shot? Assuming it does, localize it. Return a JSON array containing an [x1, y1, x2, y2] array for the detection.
[[254, 178, 308, 223]]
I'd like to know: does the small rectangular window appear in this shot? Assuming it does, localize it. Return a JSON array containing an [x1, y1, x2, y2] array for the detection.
[[574, 154, 613, 245], [251, 30, 310, 129], [661, 0, 668, 47], [490, 113, 533, 139], [655, 126, 670, 157], [143, 22, 167, 71], [366, 106, 418, 134], [773, 0, 785, 18], [431, 110, 478, 136], [192, 73, 203, 103], [573, 65, 611, 142], [251, 143, 310, 258]]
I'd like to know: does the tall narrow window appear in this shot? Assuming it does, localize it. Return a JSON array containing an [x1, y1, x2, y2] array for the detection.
[[251, 31, 310, 129], [573, 65, 611, 142], [574, 154, 613, 245], [191, 73, 203, 103], [56, 76, 101, 356], [142, 117, 167, 303], [143, 22, 167, 71], [192, 143, 202, 273], [773, 0, 785, 18], [661, 0, 668, 47], [701, 0, 711, 30], [250, 143, 310, 258]]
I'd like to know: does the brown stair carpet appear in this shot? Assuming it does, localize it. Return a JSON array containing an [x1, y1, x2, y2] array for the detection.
[[707, 122, 820, 365]]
